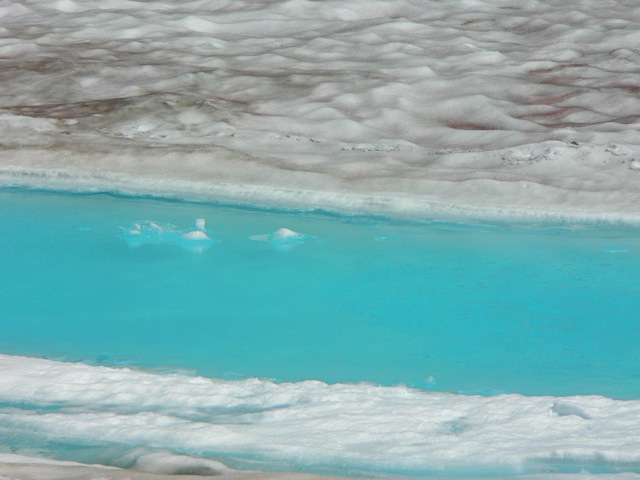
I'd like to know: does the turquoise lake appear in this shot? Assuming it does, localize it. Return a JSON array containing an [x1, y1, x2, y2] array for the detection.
[[1, 188, 639, 399]]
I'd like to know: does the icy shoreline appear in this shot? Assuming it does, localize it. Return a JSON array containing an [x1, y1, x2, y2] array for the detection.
[[0, 454, 351, 480], [3, 456, 640, 480], [2, 355, 640, 480], [2, 0, 640, 224], [2, 139, 640, 225]]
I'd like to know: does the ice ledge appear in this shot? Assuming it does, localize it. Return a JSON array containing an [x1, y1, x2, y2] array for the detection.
[[3, 455, 640, 480], [0, 454, 345, 480], [1, 140, 640, 225]]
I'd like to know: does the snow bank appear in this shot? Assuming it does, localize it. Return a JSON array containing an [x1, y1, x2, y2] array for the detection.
[[1, 355, 640, 477], [0, 1, 639, 222]]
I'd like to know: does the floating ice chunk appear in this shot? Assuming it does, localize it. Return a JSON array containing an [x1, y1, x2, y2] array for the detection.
[[120, 221, 166, 246], [249, 227, 310, 249], [121, 218, 216, 251], [181, 218, 211, 241], [270, 227, 305, 243], [181, 230, 210, 240]]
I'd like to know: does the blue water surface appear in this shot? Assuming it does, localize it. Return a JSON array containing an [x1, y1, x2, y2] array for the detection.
[[1, 188, 639, 398]]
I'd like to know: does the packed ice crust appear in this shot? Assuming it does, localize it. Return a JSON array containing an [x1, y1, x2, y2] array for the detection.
[[1, 0, 640, 221], [1, 354, 640, 478]]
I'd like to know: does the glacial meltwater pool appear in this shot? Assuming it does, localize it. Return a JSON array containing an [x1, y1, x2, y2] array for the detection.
[[1, 188, 640, 477]]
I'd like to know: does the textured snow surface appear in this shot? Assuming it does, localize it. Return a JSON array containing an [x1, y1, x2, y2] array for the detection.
[[1, 355, 640, 478], [1, 0, 640, 221]]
